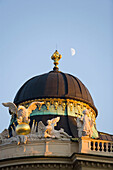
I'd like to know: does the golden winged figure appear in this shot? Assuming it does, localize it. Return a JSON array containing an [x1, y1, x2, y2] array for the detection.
[[2, 101, 44, 124]]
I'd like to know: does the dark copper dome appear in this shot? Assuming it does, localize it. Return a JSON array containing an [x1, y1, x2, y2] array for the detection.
[[8, 51, 98, 138], [14, 70, 97, 114]]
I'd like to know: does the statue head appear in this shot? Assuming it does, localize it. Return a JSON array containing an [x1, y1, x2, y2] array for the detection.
[[83, 109, 89, 115], [47, 120, 52, 125]]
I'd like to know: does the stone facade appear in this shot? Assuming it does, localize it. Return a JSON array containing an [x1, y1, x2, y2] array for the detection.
[[0, 137, 113, 170]]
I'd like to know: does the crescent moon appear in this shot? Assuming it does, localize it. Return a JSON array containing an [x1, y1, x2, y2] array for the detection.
[[71, 48, 75, 56]]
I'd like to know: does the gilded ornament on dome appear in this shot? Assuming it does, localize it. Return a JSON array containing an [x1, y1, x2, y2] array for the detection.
[[46, 102, 50, 110], [16, 123, 31, 135], [61, 102, 66, 111], [2, 101, 44, 135], [74, 102, 77, 107], [70, 103, 73, 111], [54, 101, 58, 110], [51, 50, 62, 70]]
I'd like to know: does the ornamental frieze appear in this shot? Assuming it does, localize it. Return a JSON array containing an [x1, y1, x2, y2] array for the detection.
[[18, 98, 96, 121]]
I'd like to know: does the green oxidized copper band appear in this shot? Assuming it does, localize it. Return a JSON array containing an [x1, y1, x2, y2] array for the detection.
[[18, 98, 96, 122]]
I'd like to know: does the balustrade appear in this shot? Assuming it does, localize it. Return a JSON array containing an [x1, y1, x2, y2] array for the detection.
[[90, 140, 113, 153], [80, 137, 113, 156]]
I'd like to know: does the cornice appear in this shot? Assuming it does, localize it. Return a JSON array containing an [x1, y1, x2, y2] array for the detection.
[[0, 159, 113, 170], [74, 160, 113, 169], [72, 152, 113, 165]]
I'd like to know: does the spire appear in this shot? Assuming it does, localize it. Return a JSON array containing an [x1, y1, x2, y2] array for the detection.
[[51, 50, 62, 71]]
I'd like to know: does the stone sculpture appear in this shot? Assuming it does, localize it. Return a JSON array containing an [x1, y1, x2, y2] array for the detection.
[[82, 109, 93, 137], [2, 102, 44, 124], [76, 109, 98, 138], [38, 117, 71, 139], [0, 116, 71, 146]]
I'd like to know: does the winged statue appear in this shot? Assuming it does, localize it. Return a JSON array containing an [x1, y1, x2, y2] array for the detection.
[[2, 101, 44, 124], [37, 117, 60, 138], [37, 117, 71, 139]]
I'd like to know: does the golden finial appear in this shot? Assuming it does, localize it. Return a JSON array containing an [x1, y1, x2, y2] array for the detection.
[[51, 50, 62, 71]]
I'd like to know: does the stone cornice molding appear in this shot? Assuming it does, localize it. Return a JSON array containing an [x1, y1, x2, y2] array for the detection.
[[0, 155, 113, 170], [74, 160, 113, 169]]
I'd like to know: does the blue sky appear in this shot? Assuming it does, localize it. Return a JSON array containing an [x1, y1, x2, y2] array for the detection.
[[0, 0, 113, 134]]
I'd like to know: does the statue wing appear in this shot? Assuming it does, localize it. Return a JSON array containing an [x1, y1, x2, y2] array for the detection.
[[2, 102, 17, 114], [27, 101, 44, 115], [51, 117, 60, 124], [38, 121, 46, 136]]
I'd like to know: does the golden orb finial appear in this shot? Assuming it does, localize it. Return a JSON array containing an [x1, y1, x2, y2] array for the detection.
[[16, 123, 31, 135], [51, 50, 62, 71]]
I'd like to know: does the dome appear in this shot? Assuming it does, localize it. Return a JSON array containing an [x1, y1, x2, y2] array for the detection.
[[14, 70, 97, 114], [8, 50, 98, 138]]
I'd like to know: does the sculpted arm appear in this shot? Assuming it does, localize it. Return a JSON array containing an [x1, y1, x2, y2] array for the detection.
[[51, 117, 60, 125]]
